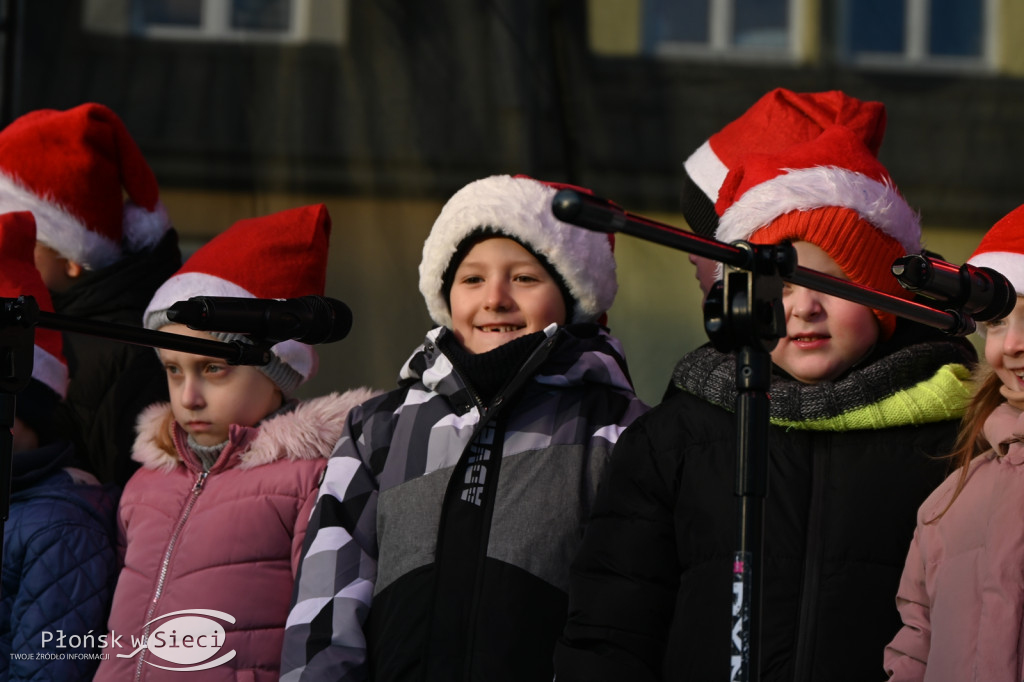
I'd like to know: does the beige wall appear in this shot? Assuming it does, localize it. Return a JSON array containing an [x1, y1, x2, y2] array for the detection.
[[996, 0, 1024, 75]]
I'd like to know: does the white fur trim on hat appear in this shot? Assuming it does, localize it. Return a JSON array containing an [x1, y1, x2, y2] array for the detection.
[[418, 175, 617, 327], [683, 140, 729, 204], [716, 166, 921, 254], [122, 199, 172, 253], [33, 345, 68, 398], [0, 171, 121, 270], [144, 271, 318, 384], [145, 271, 255, 330]]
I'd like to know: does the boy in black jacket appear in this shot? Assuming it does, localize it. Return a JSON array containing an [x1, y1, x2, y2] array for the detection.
[[555, 106, 976, 682]]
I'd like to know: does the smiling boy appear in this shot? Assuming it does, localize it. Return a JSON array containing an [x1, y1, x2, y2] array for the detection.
[[281, 175, 648, 682], [447, 236, 568, 353]]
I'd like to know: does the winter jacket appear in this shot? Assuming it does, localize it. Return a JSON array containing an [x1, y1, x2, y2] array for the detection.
[[94, 389, 376, 682], [0, 441, 119, 682], [555, 321, 976, 682], [51, 230, 182, 486], [280, 324, 648, 682], [884, 401, 1024, 682]]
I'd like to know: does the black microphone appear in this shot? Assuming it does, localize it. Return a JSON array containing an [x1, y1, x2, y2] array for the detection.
[[891, 253, 1016, 322], [166, 296, 353, 344], [551, 189, 628, 233]]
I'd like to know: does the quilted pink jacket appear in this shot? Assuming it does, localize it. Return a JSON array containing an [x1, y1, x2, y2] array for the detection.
[[95, 389, 376, 682], [885, 401, 1024, 682]]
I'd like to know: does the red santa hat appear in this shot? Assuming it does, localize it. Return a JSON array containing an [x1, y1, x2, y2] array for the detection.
[[682, 88, 887, 237], [967, 204, 1024, 314], [714, 125, 921, 339], [0, 103, 171, 270], [419, 174, 617, 328], [0, 211, 68, 398], [144, 204, 332, 395]]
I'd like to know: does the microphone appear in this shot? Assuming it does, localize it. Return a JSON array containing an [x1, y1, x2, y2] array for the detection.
[[891, 253, 1016, 322], [166, 296, 353, 344], [551, 189, 628, 233]]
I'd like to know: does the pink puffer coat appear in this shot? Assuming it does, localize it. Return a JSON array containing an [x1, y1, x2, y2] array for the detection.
[[95, 389, 376, 682], [885, 401, 1024, 682]]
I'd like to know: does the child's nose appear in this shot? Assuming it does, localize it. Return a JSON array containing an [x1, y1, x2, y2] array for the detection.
[[180, 377, 206, 410], [484, 280, 513, 311], [789, 286, 823, 319], [1004, 322, 1024, 356]]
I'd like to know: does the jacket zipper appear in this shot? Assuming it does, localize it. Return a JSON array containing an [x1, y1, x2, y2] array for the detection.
[[431, 331, 560, 680], [134, 470, 209, 681]]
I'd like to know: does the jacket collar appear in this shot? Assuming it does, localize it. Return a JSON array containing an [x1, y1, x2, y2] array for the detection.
[[672, 335, 974, 432], [397, 324, 636, 400], [132, 388, 379, 473]]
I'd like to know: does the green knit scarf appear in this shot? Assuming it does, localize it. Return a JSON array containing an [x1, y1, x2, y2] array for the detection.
[[671, 340, 974, 432]]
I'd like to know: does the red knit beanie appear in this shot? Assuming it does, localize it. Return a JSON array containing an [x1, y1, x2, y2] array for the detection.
[[750, 206, 910, 338]]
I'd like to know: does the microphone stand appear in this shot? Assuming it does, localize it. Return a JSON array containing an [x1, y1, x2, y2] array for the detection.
[[1, 295, 274, 590], [551, 190, 975, 682]]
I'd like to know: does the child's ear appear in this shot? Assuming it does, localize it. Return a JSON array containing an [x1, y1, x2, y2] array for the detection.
[[64, 259, 84, 279]]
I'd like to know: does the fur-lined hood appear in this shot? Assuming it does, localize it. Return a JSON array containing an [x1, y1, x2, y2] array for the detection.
[[132, 388, 379, 472]]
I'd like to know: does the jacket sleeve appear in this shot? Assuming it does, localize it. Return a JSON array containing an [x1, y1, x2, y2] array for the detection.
[[279, 407, 380, 682], [554, 411, 681, 682], [882, 527, 930, 681], [10, 519, 117, 682]]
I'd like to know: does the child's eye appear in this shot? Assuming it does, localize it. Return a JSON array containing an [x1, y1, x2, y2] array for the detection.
[[164, 365, 180, 376], [460, 275, 483, 285], [984, 318, 1007, 330], [514, 273, 540, 283], [204, 363, 227, 375]]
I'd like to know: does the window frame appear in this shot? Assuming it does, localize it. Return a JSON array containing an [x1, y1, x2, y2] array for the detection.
[[645, 0, 808, 63], [839, 0, 996, 72], [133, 0, 304, 44]]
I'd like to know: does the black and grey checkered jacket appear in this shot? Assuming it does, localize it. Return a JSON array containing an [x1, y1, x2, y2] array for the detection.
[[280, 323, 648, 682]]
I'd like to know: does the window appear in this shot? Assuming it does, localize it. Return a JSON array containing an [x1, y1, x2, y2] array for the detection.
[[840, 0, 991, 68], [83, 0, 347, 45], [642, 0, 801, 60], [132, 0, 294, 40]]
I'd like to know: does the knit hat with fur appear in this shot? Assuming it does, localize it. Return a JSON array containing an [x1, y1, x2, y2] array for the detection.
[[144, 204, 332, 395], [419, 174, 617, 328], [715, 125, 921, 339]]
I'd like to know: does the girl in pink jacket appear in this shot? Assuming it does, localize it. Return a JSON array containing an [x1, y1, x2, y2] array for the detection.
[[885, 204, 1024, 681], [94, 205, 375, 682]]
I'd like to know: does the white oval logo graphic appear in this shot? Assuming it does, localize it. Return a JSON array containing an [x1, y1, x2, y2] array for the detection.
[[115, 609, 237, 671], [147, 615, 226, 665]]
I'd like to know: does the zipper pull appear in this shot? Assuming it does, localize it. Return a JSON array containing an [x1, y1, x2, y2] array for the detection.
[[193, 471, 209, 493]]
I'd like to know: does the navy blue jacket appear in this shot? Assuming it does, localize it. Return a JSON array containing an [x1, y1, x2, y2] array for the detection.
[[1, 441, 119, 681]]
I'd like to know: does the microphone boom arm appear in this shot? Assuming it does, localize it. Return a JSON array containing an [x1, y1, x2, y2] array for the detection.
[[0, 297, 273, 367], [552, 189, 976, 336]]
